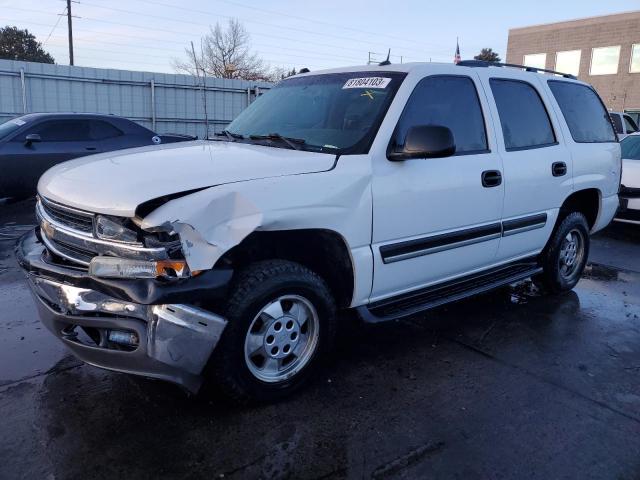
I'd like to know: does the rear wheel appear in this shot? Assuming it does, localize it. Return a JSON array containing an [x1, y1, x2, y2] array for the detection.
[[208, 260, 336, 404], [535, 212, 590, 294]]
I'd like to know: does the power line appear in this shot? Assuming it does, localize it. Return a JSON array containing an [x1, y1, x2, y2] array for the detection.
[[90, 0, 453, 53], [45, 39, 358, 66], [79, 0, 439, 57], [41, 32, 363, 65], [6, 6, 398, 64], [5, 6, 378, 56], [209, 0, 453, 51], [42, 6, 67, 46]]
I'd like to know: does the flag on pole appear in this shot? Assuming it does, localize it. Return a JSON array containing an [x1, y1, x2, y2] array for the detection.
[[454, 38, 461, 64]]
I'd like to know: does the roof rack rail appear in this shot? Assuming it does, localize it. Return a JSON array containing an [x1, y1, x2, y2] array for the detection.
[[456, 60, 577, 80]]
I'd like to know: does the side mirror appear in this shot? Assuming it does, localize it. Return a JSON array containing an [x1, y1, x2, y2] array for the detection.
[[387, 125, 456, 161], [24, 133, 42, 146]]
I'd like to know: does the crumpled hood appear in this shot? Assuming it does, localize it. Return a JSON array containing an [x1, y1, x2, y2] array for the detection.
[[38, 140, 336, 217]]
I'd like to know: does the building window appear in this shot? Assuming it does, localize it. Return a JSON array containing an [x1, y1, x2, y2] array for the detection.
[[523, 53, 546, 69], [555, 50, 581, 76], [590, 46, 620, 75], [631, 44, 640, 73]]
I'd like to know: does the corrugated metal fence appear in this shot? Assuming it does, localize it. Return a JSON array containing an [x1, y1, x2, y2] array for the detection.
[[0, 59, 272, 137]]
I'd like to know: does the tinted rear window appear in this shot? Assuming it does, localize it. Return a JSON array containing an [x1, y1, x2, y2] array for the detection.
[[548, 81, 617, 143], [90, 120, 123, 140], [490, 79, 556, 151]]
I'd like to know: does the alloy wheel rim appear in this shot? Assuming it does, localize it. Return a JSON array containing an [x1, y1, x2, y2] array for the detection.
[[244, 295, 320, 383], [558, 228, 584, 279]]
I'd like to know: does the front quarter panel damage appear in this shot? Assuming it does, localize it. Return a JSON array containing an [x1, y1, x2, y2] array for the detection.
[[139, 157, 374, 280]]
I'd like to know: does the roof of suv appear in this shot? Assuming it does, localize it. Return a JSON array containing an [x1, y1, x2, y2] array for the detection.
[[295, 61, 583, 84]]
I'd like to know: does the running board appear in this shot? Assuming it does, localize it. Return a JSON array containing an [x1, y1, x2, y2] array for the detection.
[[358, 260, 542, 323]]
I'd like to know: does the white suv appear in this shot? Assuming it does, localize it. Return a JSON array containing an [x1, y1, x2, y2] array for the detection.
[[18, 61, 621, 403]]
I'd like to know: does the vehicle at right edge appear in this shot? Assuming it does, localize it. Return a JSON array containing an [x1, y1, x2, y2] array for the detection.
[[18, 60, 621, 403], [617, 133, 640, 225]]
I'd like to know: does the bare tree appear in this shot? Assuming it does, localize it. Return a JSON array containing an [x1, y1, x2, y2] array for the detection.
[[174, 19, 272, 81]]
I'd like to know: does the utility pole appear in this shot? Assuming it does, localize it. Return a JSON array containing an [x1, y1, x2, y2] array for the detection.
[[67, 0, 74, 65]]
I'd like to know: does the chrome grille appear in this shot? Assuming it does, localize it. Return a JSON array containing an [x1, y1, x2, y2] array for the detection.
[[40, 197, 94, 233], [36, 198, 169, 267]]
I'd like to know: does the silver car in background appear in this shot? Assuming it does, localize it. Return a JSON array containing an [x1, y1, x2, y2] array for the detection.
[[617, 133, 640, 225]]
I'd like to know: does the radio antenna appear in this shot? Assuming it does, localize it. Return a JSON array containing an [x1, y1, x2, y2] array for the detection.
[[379, 49, 391, 66]]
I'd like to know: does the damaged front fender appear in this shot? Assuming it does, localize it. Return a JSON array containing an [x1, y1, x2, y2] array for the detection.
[[139, 158, 374, 273]]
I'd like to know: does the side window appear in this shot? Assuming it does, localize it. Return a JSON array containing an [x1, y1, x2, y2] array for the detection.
[[547, 81, 617, 143], [394, 75, 488, 154], [90, 120, 124, 140], [489, 79, 556, 151], [610, 114, 623, 134], [18, 120, 92, 142], [624, 115, 639, 134]]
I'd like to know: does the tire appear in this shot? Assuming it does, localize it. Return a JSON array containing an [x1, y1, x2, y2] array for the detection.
[[207, 259, 337, 404], [535, 212, 590, 294]]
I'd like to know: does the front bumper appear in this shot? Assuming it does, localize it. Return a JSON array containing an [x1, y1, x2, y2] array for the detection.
[[17, 229, 232, 393]]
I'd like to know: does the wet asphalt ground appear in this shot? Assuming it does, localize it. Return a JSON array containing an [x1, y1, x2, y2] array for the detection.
[[1, 198, 639, 480]]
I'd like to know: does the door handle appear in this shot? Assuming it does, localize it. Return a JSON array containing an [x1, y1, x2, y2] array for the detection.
[[481, 170, 502, 188], [85, 147, 97, 151], [552, 161, 567, 177]]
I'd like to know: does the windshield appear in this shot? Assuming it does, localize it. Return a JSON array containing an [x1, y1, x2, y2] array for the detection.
[[622, 135, 640, 160], [226, 71, 406, 154], [0, 117, 27, 140]]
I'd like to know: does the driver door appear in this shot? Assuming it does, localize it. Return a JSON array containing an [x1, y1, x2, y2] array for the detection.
[[370, 73, 505, 301]]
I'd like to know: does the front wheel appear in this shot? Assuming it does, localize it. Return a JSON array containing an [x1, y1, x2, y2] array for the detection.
[[207, 260, 336, 404], [535, 212, 590, 294]]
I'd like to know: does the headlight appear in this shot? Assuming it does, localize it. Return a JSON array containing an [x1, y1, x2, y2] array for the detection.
[[89, 257, 189, 279], [95, 215, 139, 243]]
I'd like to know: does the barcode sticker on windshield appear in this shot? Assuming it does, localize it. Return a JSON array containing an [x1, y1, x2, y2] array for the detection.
[[11, 119, 26, 126], [342, 77, 391, 89]]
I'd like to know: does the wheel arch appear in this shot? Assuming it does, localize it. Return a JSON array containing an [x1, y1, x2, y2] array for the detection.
[[214, 229, 356, 309], [559, 188, 601, 230]]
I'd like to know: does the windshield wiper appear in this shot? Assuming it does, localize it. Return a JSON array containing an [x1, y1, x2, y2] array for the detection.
[[217, 129, 245, 141], [249, 133, 306, 151]]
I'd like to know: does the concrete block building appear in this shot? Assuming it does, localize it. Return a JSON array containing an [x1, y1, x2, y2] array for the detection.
[[506, 11, 640, 118]]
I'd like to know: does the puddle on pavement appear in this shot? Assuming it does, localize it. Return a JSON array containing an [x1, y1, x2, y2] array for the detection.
[[582, 263, 621, 282]]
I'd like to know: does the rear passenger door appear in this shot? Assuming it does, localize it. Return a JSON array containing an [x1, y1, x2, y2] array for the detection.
[[479, 74, 573, 261]]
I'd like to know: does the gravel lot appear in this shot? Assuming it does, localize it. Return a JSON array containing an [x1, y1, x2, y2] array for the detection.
[[1, 198, 639, 479]]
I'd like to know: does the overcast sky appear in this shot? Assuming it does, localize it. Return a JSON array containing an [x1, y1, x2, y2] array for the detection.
[[2, 0, 635, 74]]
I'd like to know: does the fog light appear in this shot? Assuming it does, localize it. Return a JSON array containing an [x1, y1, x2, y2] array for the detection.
[[89, 257, 188, 279], [89, 257, 157, 278]]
